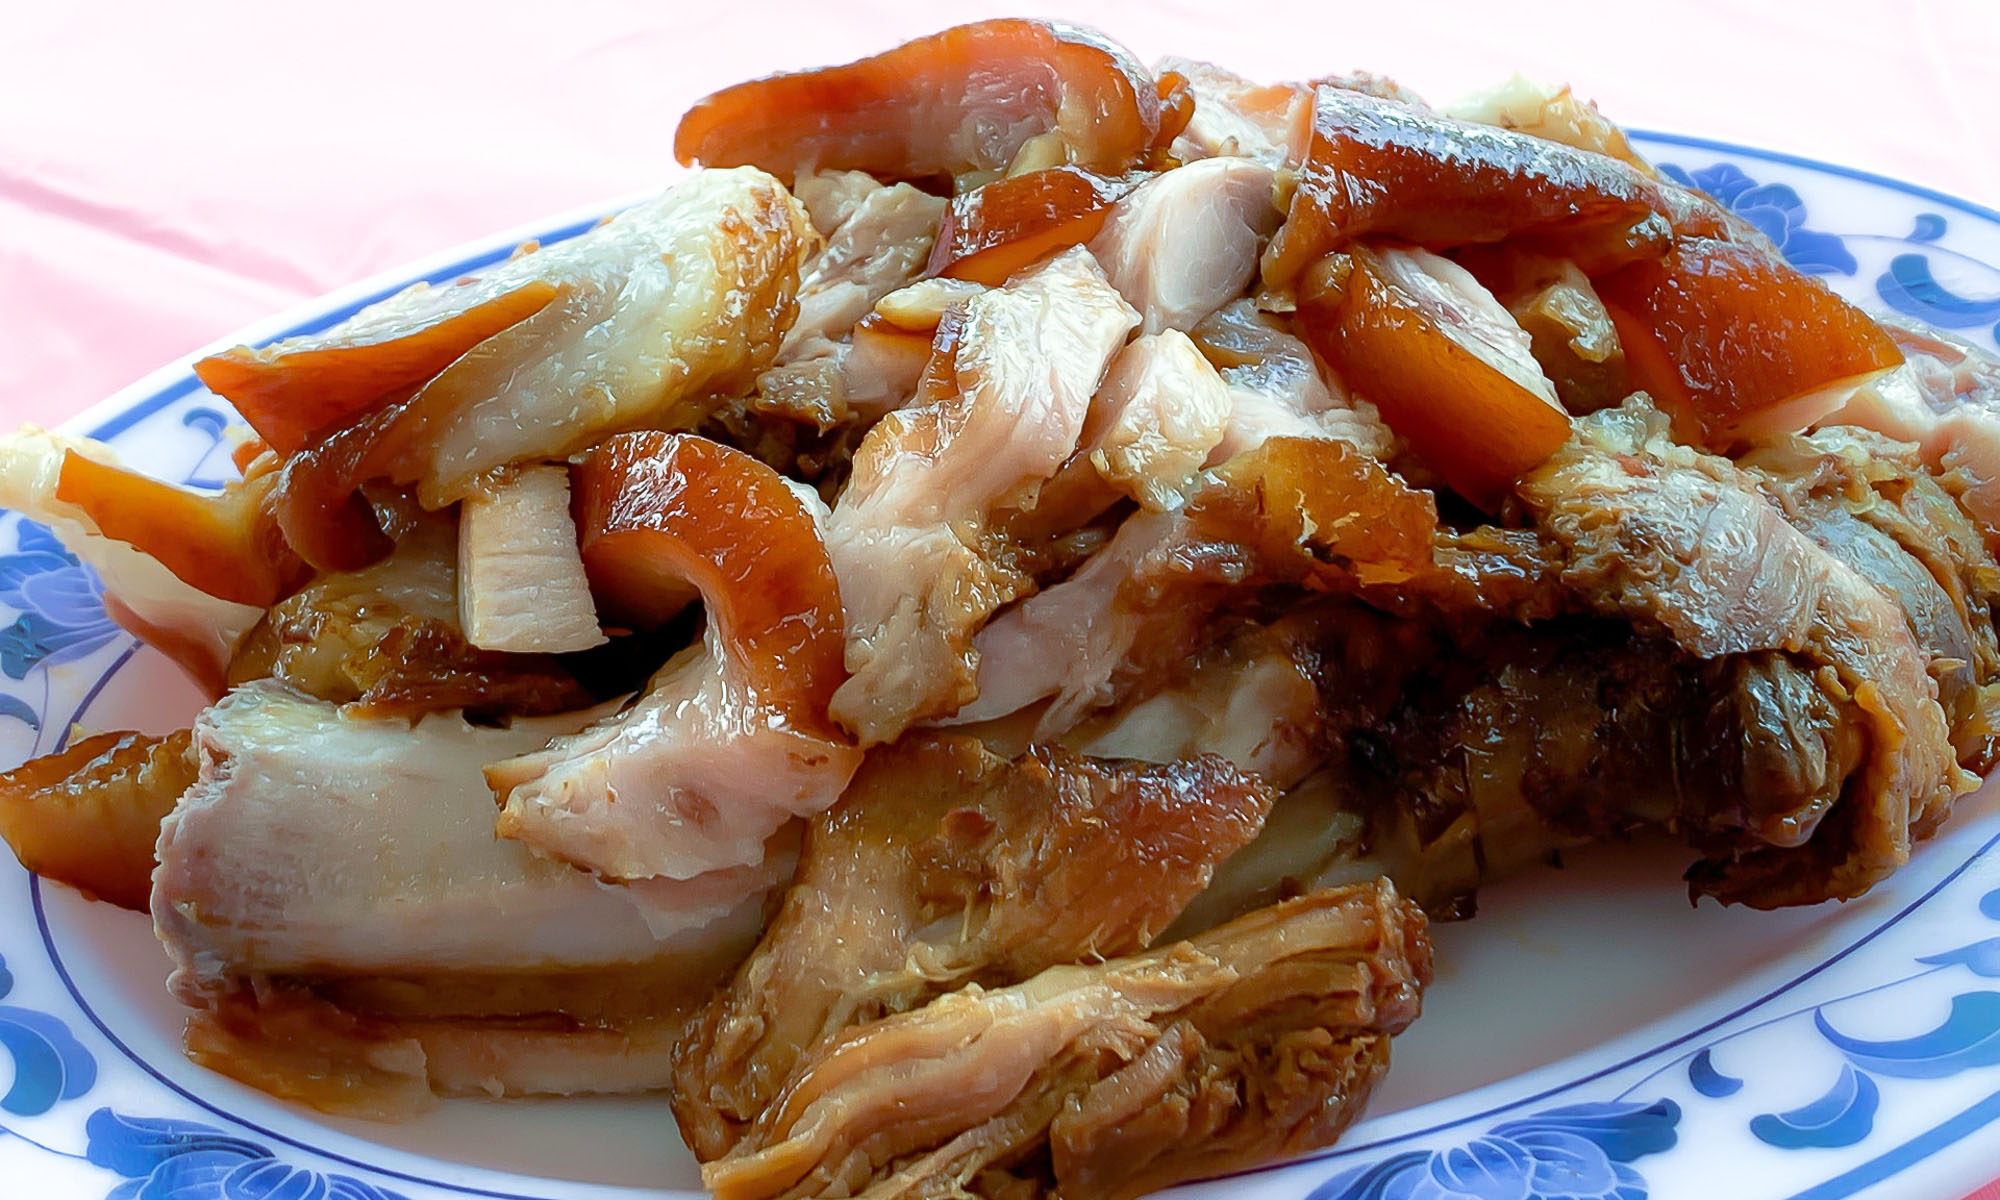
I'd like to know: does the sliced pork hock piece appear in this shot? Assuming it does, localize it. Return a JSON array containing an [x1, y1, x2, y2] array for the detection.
[[826, 247, 1138, 744], [675, 19, 1175, 184], [489, 432, 859, 883], [1595, 234, 1903, 446], [270, 168, 815, 517], [151, 682, 788, 1115], [1297, 245, 1570, 512], [672, 734, 1275, 1160], [698, 882, 1430, 1200], [1264, 86, 1666, 288], [1517, 399, 1970, 904]]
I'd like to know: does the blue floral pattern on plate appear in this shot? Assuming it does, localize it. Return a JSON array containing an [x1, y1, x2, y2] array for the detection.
[[1311, 1101, 1680, 1200], [0, 522, 121, 724], [86, 1110, 409, 1200], [1659, 160, 1859, 275]]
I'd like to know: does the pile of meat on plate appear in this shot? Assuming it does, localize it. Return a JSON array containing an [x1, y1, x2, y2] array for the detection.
[[5, 18, 2000, 1200]]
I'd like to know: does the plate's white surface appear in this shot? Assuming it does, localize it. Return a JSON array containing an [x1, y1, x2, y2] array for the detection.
[[4, 134, 2000, 1200]]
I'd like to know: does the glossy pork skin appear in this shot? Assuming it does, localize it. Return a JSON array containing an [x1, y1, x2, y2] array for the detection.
[[490, 432, 859, 882], [0, 730, 195, 910], [1596, 235, 1903, 445], [55, 451, 308, 608], [1265, 85, 1663, 287], [272, 168, 815, 519], [675, 19, 1173, 184], [194, 280, 560, 455], [928, 167, 1137, 286], [1299, 245, 1569, 512]]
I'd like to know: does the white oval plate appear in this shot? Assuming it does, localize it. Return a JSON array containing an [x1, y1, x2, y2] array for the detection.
[[5, 133, 2000, 1200]]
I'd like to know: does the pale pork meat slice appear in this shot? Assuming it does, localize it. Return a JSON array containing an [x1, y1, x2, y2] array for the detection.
[[1087, 158, 1281, 334], [1157, 57, 1311, 168], [699, 883, 1431, 1200], [270, 168, 816, 511], [456, 465, 605, 654], [756, 173, 948, 427], [779, 172, 947, 358], [488, 635, 858, 881], [826, 247, 1138, 744], [0, 428, 262, 690], [952, 437, 1434, 736], [154, 682, 790, 996], [673, 734, 1274, 1160], [1517, 399, 1970, 904], [1189, 300, 1395, 462], [1082, 331, 1232, 511]]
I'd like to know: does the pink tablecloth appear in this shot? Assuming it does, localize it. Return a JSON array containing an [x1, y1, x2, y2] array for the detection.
[[4, 0, 1998, 427], [4, 3, 2000, 1195]]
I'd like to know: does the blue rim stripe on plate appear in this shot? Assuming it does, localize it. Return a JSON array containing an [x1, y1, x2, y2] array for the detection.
[[28, 130, 2000, 1199]]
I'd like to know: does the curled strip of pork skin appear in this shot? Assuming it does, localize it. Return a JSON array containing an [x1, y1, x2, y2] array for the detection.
[[826, 247, 1138, 745], [489, 433, 859, 883], [674, 19, 1175, 184], [0, 428, 263, 692], [700, 882, 1430, 1200], [673, 733, 1276, 1160]]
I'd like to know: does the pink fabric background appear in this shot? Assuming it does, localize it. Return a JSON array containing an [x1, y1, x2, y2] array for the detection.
[[4, 0, 1998, 429]]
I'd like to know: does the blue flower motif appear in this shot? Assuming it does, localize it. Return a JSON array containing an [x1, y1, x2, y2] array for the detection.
[[1310, 1100, 1679, 1200], [85, 1109, 411, 1200], [0, 952, 97, 1117], [1659, 161, 1858, 276], [0, 519, 121, 690]]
